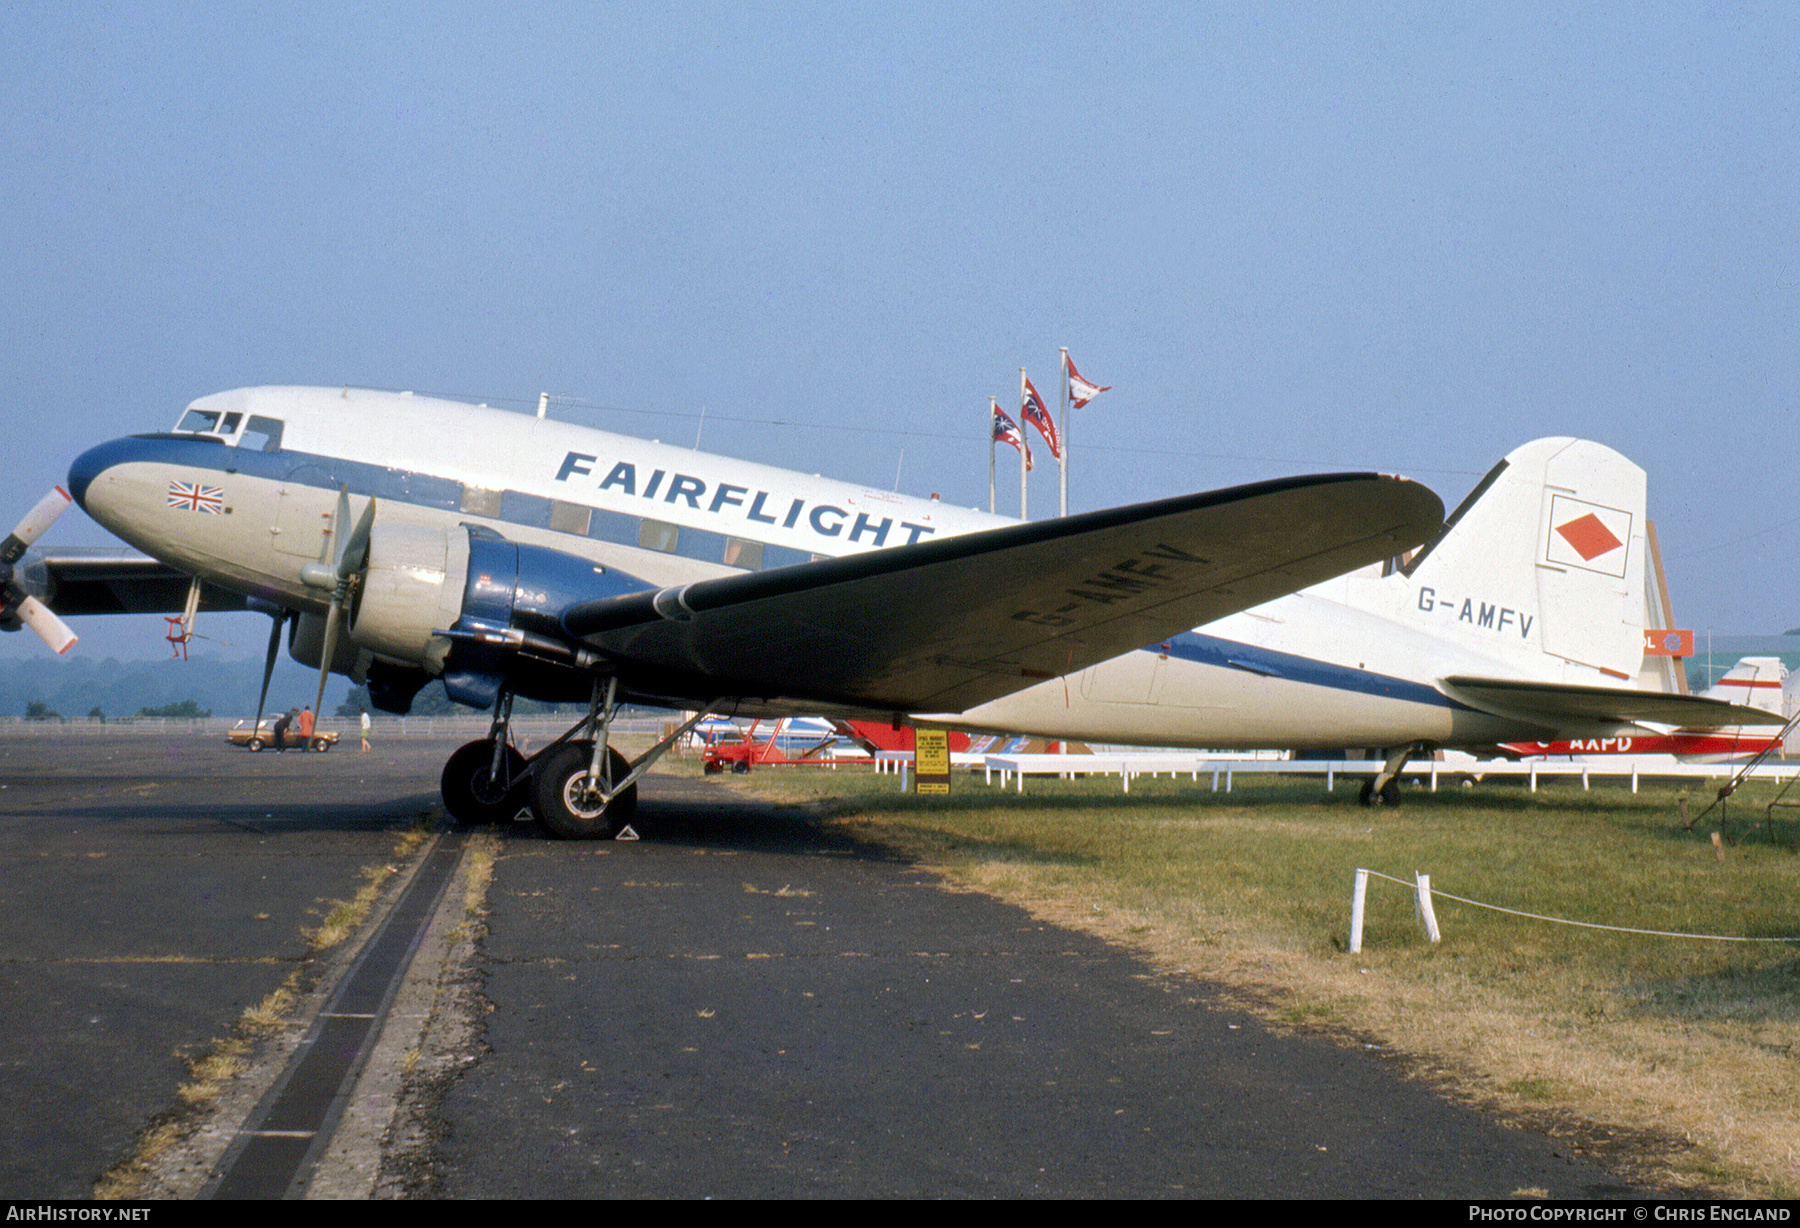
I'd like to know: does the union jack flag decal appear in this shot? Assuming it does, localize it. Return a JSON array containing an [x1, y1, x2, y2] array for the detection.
[[167, 481, 224, 514]]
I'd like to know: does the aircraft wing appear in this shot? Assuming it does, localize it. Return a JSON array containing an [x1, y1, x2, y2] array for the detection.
[[564, 472, 1444, 714], [30, 548, 249, 616], [1441, 677, 1786, 729]]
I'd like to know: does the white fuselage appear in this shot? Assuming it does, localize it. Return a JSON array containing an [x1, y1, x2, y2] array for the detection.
[[71, 387, 1641, 750]]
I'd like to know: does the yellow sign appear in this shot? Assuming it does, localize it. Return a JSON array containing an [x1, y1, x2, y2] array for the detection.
[[914, 727, 951, 795]]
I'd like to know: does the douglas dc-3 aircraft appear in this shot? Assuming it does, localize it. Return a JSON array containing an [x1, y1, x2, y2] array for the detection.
[[2, 386, 1777, 834]]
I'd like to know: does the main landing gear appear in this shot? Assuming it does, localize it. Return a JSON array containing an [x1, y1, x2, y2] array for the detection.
[[530, 741, 636, 840], [438, 681, 721, 840], [440, 737, 528, 825]]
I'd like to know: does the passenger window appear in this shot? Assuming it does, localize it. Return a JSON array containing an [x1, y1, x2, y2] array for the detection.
[[638, 519, 678, 553], [723, 538, 763, 570], [550, 501, 592, 535], [461, 485, 503, 517]]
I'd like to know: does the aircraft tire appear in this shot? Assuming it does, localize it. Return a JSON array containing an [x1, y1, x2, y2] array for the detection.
[[1359, 778, 1401, 807], [441, 739, 528, 825], [530, 741, 636, 840]]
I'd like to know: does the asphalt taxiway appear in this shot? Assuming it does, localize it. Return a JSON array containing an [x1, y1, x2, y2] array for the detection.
[[0, 728, 1660, 1198]]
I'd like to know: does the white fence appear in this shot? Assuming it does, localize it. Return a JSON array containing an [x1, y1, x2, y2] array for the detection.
[[973, 752, 1800, 795]]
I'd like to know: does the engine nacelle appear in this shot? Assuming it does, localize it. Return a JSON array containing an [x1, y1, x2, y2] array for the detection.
[[345, 523, 653, 706], [289, 610, 369, 676], [348, 524, 471, 668]]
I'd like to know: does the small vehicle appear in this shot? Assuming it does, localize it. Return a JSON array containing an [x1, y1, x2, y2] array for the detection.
[[226, 718, 338, 752]]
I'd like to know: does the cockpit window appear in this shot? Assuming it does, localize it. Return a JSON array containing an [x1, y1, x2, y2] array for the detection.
[[240, 416, 284, 453], [175, 408, 277, 449]]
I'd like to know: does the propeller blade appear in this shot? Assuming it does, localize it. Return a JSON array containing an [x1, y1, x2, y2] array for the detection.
[[2, 487, 72, 565], [253, 612, 284, 731], [16, 595, 76, 655], [339, 496, 377, 579], [296, 491, 377, 740], [310, 597, 342, 743], [328, 486, 352, 568]]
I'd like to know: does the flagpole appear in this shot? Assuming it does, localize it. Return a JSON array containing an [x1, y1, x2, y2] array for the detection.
[[1058, 347, 1070, 518], [988, 399, 997, 515], [1018, 369, 1029, 521]]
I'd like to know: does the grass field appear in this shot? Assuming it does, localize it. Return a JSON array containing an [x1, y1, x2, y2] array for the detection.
[[734, 764, 1800, 1197]]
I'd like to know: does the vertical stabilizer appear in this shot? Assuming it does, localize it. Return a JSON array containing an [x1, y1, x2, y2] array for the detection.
[[1701, 657, 1788, 716], [1403, 438, 1647, 680]]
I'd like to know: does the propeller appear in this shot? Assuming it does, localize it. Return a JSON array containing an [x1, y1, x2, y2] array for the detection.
[[252, 610, 287, 735], [308, 489, 377, 740], [0, 488, 77, 654]]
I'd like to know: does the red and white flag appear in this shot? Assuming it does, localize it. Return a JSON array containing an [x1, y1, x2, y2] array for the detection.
[[1020, 377, 1061, 459], [1065, 354, 1110, 409], [992, 404, 1032, 471]]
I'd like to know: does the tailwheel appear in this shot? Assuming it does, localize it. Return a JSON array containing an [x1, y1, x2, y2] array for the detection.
[[1359, 778, 1401, 807], [530, 740, 637, 840], [441, 739, 528, 825]]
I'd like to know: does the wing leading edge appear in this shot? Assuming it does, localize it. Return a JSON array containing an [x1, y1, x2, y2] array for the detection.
[[565, 472, 1446, 713]]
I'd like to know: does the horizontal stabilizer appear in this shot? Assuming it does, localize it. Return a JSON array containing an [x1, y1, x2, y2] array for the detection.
[[1442, 676, 1786, 728], [565, 472, 1444, 713]]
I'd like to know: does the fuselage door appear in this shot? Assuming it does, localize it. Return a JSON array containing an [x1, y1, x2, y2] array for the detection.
[[273, 467, 336, 560]]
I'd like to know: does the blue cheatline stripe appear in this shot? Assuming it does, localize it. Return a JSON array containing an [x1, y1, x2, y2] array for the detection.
[[68, 433, 766, 569], [1159, 631, 1469, 711]]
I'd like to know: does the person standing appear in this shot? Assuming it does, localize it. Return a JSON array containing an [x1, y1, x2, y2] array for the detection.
[[360, 709, 371, 753], [297, 705, 315, 750]]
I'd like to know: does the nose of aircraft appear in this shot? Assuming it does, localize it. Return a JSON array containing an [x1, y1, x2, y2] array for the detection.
[[67, 436, 146, 512]]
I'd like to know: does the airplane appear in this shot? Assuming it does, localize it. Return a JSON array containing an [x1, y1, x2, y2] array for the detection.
[[1496, 656, 1793, 762], [913, 435, 1788, 803], [5, 386, 1779, 831], [8, 385, 1441, 836]]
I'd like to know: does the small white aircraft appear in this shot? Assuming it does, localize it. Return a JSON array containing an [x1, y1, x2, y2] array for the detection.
[[2, 386, 1775, 832]]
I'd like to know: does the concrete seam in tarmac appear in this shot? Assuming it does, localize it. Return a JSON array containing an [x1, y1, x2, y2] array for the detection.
[[307, 828, 493, 1199]]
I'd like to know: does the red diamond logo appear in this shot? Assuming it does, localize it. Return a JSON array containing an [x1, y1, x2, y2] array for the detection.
[[1555, 513, 1622, 561]]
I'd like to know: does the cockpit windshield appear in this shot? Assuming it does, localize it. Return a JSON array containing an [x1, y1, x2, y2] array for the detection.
[[173, 408, 282, 451], [176, 408, 232, 434]]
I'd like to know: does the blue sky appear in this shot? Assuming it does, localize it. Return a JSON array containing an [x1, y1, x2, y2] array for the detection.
[[4, 2, 1797, 666]]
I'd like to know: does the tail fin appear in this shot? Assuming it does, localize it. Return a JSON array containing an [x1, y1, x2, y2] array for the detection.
[[1700, 657, 1788, 717], [1397, 437, 1648, 680]]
